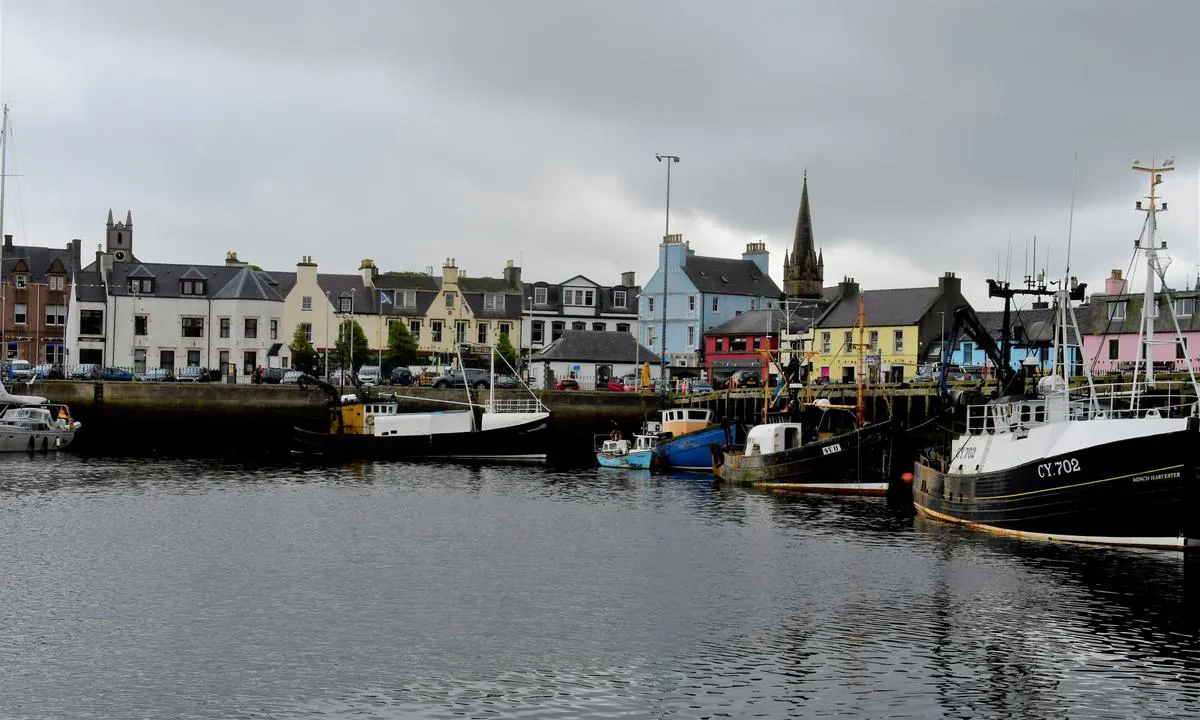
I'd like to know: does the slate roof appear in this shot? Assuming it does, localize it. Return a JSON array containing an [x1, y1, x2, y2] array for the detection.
[[74, 271, 108, 303], [107, 262, 286, 301], [522, 279, 641, 315], [703, 300, 834, 337], [682, 255, 782, 298], [815, 286, 941, 329], [2, 243, 79, 283], [1078, 290, 1200, 335], [976, 307, 1057, 345], [532, 330, 662, 364]]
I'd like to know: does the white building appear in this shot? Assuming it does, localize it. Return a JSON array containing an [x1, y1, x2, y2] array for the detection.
[[519, 273, 639, 366], [529, 330, 661, 390], [71, 250, 287, 380]]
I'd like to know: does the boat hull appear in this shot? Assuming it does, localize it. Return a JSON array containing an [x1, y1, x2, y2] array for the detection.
[[0, 428, 76, 453], [713, 419, 894, 494], [596, 450, 654, 469], [654, 424, 739, 471], [912, 420, 1200, 549], [293, 415, 550, 462]]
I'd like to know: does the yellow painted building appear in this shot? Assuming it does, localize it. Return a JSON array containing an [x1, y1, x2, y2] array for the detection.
[[402, 258, 524, 362], [810, 273, 966, 384]]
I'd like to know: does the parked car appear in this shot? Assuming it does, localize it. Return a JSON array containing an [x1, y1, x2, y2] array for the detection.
[[102, 367, 135, 381], [493, 374, 520, 389], [687, 379, 713, 394], [390, 367, 414, 386], [5, 359, 33, 382], [432, 368, 491, 389], [32, 363, 65, 380], [136, 367, 175, 382], [259, 367, 288, 384], [176, 366, 210, 383], [554, 377, 580, 391], [69, 363, 101, 380], [357, 365, 382, 386]]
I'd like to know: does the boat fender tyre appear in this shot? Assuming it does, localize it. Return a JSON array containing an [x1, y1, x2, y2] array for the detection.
[[709, 443, 724, 470], [474, 381, 487, 390], [27, 436, 34, 454], [41, 437, 49, 454]]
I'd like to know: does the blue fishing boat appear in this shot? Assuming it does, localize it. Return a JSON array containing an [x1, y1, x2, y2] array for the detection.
[[653, 408, 740, 471], [595, 422, 660, 469]]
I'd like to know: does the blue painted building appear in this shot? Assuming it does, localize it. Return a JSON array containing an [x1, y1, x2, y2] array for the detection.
[[936, 306, 1078, 374], [639, 234, 783, 373]]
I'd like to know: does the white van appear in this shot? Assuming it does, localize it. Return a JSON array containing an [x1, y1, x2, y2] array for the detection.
[[357, 365, 382, 386]]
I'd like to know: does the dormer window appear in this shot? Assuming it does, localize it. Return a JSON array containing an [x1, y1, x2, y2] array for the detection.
[[49, 275, 65, 291], [613, 290, 627, 308], [14, 274, 26, 289], [564, 289, 594, 306], [129, 278, 153, 294], [534, 286, 548, 305], [483, 293, 505, 310], [180, 280, 206, 295]]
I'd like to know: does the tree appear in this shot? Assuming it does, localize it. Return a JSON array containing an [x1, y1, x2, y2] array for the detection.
[[495, 331, 519, 372], [289, 324, 318, 374], [386, 320, 418, 369], [334, 319, 371, 371]]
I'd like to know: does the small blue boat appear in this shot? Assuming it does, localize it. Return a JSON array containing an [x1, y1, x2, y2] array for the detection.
[[653, 408, 739, 471], [596, 423, 660, 469]]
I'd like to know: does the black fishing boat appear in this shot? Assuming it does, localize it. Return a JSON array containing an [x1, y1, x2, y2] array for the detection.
[[913, 162, 1200, 550], [713, 296, 898, 494], [294, 345, 551, 462]]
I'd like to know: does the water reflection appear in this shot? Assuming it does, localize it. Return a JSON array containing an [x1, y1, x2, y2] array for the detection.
[[0, 456, 1195, 719]]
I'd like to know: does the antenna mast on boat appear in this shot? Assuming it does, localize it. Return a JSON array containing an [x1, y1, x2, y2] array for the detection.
[[1131, 157, 1175, 389]]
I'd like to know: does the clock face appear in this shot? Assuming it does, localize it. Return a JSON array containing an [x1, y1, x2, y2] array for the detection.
[[114, 251, 127, 261]]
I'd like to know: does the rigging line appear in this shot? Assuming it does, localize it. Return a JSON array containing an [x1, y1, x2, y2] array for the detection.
[[1085, 246, 1141, 375], [1066, 151, 1077, 275]]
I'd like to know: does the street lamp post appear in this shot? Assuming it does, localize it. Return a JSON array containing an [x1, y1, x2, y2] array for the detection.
[[655, 153, 679, 392], [526, 296, 533, 381], [938, 310, 946, 367]]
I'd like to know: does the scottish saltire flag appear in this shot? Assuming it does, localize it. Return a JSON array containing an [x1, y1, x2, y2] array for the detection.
[[380, 290, 391, 305]]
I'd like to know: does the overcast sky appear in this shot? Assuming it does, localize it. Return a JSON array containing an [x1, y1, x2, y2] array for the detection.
[[3, 0, 1200, 308]]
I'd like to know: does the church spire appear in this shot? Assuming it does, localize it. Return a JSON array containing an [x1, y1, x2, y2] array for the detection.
[[107, 209, 114, 226], [791, 171, 817, 264]]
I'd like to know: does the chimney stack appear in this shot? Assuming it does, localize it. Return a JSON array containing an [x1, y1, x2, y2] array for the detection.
[[938, 271, 961, 297], [621, 271, 636, 287], [3, 234, 11, 249], [839, 276, 859, 299], [1105, 269, 1126, 295], [503, 259, 522, 287]]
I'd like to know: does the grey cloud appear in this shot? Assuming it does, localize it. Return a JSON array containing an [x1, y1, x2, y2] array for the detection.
[[4, 0, 1200, 301]]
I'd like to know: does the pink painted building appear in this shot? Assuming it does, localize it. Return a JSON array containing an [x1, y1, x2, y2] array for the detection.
[[1081, 269, 1200, 374]]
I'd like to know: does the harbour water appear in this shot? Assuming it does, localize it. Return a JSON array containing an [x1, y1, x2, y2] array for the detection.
[[1, 456, 1197, 719]]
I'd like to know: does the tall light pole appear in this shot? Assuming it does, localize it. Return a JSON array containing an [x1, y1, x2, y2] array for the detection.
[[526, 295, 533, 381], [938, 310, 946, 369], [655, 153, 679, 392]]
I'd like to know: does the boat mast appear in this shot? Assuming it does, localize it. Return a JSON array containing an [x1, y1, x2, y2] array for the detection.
[[856, 293, 865, 426], [0, 105, 7, 372], [1131, 159, 1174, 391]]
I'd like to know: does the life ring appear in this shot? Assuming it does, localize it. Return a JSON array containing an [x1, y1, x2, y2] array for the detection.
[[610, 430, 622, 441]]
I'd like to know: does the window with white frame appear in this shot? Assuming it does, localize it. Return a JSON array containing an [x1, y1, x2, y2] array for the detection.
[[456, 320, 469, 343], [869, 331, 879, 351], [711, 297, 720, 313], [300, 322, 313, 342], [128, 278, 153, 293], [531, 320, 544, 344], [409, 319, 420, 339], [1176, 298, 1195, 317], [44, 304, 66, 326], [219, 317, 230, 338], [340, 296, 353, 313], [49, 275, 65, 291], [302, 295, 313, 311], [14, 274, 26, 289], [134, 315, 147, 336], [498, 322, 511, 337], [821, 332, 830, 353], [648, 297, 655, 313], [688, 295, 696, 313], [1108, 300, 1128, 320], [564, 289, 595, 306], [477, 323, 488, 344], [613, 290, 627, 308], [14, 303, 27, 324], [843, 330, 853, 350], [571, 321, 586, 331], [244, 318, 258, 339], [534, 286, 548, 305], [551, 321, 565, 341], [431, 321, 443, 343], [396, 290, 417, 308], [180, 280, 206, 295], [270, 319, 279, 340], [444, 293, 455, 309], [893, 330, 904, 352], [484, 293, 505, 310], [616, 322, 630, 333], [687, 325, 695, 347]]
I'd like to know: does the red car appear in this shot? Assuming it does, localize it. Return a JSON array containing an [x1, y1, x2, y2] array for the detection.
[[554, 378, 580, 391]]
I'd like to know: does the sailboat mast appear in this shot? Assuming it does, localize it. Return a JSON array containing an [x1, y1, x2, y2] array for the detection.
[[856, 294, 865, 426], [1, 105, 8, 369], [1132, 158, 1174, 389]]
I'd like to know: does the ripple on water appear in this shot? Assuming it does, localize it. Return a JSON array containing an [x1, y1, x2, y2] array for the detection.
[[0, 457, 1197, 720]]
